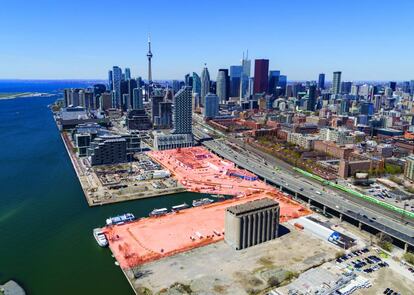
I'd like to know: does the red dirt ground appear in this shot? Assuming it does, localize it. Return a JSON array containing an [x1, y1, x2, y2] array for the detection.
[[105, 147, 311, 269]]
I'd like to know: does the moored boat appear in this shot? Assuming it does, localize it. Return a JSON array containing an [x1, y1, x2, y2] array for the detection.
[[149, 208, 168, 217], [106, 213, 135, 226], [93, 228, 108, 247], [192, 198, 214, 207], [171, 203, 189, 212]]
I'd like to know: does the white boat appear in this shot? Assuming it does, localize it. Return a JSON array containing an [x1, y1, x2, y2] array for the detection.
[[106, 213, 135, 226], [93, 228, 108, 247], [192, 198, 214, 207], [171, 203, 189, 212], [149, 208, 168, 217]]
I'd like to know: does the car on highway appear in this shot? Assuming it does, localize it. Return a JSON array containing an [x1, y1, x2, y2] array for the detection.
[[315, 191, 322, 195]]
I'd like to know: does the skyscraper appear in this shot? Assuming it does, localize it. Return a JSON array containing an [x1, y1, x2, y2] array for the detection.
[[402, 81, 410, 94], [108, 70, 113, 91], [253, 59, 269, 94], [120, 80, 129, 110], [216, 69, 227, 103], [125, 68, 131, 80], [147, 35, 153, 83], [111, 66, 122, 108], [410, 80, 414, 95], [230, 66, 242, 97], [158, 101, 172, 128], [318, 73, 325, 90], [268, 70, 280, 96], [151, 94, 164, 124], [185, 74, 193, 87], [132, 88, 143, 110], [340, 81, 352, 94], [200, 65, 210, 106], [332, 71, 342, 95], [128, 79, 137, 110], [388, 81, 396, 92], [192, 72, 201, 95], [172, 86, 193, 135], [278, 75, 287, 96], [204, 93, 219, 119], [172, 80, 181, 93], [240, 52, 251, 100], [307, 84, 317, 111]]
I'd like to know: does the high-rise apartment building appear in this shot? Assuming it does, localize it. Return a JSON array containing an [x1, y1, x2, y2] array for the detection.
[[108, 70, 113, 91], [151, 94, 164, 124], [172, 86, 192, 135], [132, 88, 143, 110], [158, 101, 173, 128], [332, 71, 342, 95], [341, 81, 352, 94], [112, 66, 122, 108], [204, 93, 219, 119]]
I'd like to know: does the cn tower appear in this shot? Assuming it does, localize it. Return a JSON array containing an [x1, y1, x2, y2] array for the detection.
[[147, 35, 153, 84]]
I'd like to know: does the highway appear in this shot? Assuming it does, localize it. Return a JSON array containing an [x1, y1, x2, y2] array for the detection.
[[202, 138, 414, 249], [225, 135, 414, 226]]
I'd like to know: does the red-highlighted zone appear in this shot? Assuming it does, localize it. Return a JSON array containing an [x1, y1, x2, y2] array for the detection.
[[105, 147, 311, 269]]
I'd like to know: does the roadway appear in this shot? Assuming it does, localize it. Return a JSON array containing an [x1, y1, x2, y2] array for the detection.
[[202, 138, 414, 249], [225, 135, 414, 227]]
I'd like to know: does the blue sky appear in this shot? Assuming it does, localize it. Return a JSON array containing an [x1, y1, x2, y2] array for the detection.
[[1, 0, 413, 81]]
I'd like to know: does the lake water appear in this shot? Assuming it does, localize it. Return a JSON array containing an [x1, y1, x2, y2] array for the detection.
[[0, 86, 205, 294]]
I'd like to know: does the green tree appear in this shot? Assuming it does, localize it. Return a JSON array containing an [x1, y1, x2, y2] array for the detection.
[[403, 252, 414, 265], [376, 233, 393, 252]]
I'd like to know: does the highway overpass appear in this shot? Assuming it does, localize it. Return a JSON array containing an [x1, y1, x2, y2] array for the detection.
[[203, 139, 414, 251]]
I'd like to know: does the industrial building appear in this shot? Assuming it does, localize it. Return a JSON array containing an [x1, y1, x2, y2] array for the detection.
[[225, 198, 279, 250]]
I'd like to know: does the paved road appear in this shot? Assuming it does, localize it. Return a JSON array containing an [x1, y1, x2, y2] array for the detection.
[[202, 139, 414, 247], [226, 135, 414, 227]]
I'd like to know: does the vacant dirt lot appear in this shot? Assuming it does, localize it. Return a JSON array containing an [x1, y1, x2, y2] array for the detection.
[[126, 225, 339, 294]]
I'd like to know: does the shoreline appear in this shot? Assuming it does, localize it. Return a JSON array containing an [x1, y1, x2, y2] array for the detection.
[[58, 127, 187, 207], [0, 92, 54, 100]]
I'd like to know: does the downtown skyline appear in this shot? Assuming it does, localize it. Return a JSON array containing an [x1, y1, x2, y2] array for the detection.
[[1, 0, 414, 80]]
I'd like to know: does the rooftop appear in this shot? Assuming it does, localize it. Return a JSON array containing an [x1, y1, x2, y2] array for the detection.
[[227, 198, 279, 216]]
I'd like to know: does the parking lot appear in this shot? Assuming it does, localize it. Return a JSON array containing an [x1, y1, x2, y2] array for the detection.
[[334, 248, 413, 295], [362, 182, 414, 212]]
